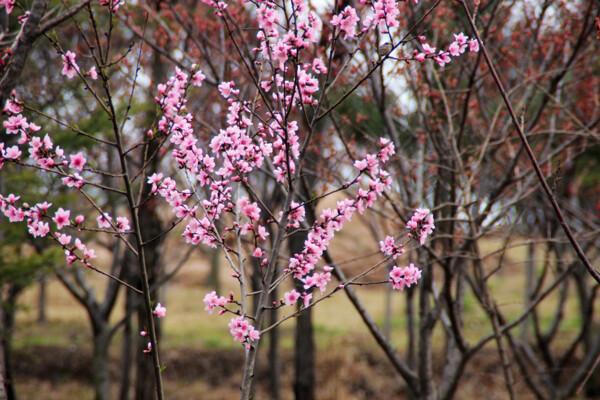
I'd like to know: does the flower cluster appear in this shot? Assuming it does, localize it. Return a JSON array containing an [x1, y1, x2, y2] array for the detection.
[[379, 235, 405, 259], [99, 0, 125, 12], [229, 316, 260, 349], [389, 263, 422, 291], [203, 291, 229, 314], [406, 208, 435, 245], [413, 33, 479, 66], [286, 139, 394, 283]]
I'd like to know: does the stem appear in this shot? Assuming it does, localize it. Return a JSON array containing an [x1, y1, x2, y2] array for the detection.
[[106, 87, 164, 399]]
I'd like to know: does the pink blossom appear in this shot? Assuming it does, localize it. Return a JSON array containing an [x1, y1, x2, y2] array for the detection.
[[379, 235, 405, 259], [218, 81, 239, 99], [256, 225, 269, 241], [99, 0, 124, 12], [75, 215, 85, 224], [414, 53, 426, 62], [61, 51, 80, 79], [4, 99, 22, 115], [237, 197, 261, 221], [192, 70, 206, 87], [62, 173, 84, 189], [422, 43, 436, 55], [69, 152, 87, 170], [28, 221, 50, 238], [3, 114, 29, 134], [154, 303, 167, 318], [434, 51, 451, 67], [116, 216, 130, 232], [3, 145, 21, 159], [57, 233, 72, 246], [3, 205, 23, 222], [287, 201, 305, 228], [53, 208, 71, 229], [87, 67, 98, 80], [284, 290, 300, 306], [468, 38, 479, 53], [454, 32, 468, 45], [147, 173, 163, 193], [84, 247, 97, 259], [253, 247, 263, 258], [97, 214, 112, 229], [302, 292, 313, 308], [448, 42, 461, 57], [354, 159, 368, 171], [203, 291, 228, 314]]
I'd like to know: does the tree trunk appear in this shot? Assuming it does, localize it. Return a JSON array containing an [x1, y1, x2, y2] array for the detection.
[[135, 308, 157, 400], [289, 231, 315, 400], [0, 290, 8, 400], [1, 284, 22, 400], [134, 48, 167, 400], [92, 323, 112, 400], [293, 288, 314, 400], [268, 288, 281, 400], [119, 284, 135, 400]]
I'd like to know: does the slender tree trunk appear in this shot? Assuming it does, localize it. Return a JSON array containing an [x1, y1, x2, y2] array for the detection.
[[207, 249, 221, 294], [0, 290, 8, 400], [290, 231, 315, 400], [2, 284, 21, 400], [268, 288, 281, 400], [521, 241, 535, 342], [119, 276, 136, 400], [92, 323, 112, 400], [294, 286, 314, 400], [134, 48, 167, 400], [135, 308, 157, 400]]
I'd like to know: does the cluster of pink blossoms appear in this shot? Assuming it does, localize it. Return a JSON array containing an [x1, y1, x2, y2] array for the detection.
[[379, 208, 436, 290], [0, 91, 135, 268], [203, 291, 230, 314], [150, 67, 274, 257], [61, 51, 98, 80], [413, 33, 479, 66], [406, 208, 435, 245], [229, 316, 260, 350], [379, 235, 405, 259], [389, 263, 422, 291], [99, 0, 124, 12], [280, 138, 395, 305]]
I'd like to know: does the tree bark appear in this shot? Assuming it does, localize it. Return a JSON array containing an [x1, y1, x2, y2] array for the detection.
[[1, 284, 22, 400], [289, 231, 315, 400], [92, 322, 112, 400]]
